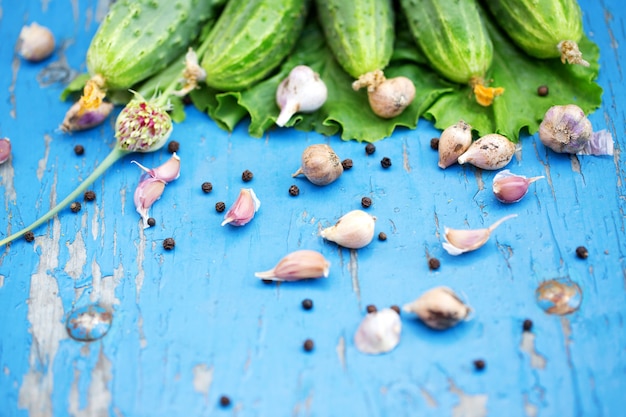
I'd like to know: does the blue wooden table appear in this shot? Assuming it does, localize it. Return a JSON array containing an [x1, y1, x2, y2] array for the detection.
[[1, 1, 624, 416]]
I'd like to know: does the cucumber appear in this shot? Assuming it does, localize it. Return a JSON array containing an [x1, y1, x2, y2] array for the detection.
[[315, 0, 394, 79], [200, 0, 309, 91], [483, 0, 588, 65], [87, 0, 222, 90]]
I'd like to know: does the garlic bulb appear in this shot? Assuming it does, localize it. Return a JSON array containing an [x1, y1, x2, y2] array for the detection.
[[438, 120, 472, 169], [18, 23, 55, 62], [492, 170, 544, 203], [442, 214, 517, 255], [292, 144, 343, 186], [354, 308, 401, 354], [352, 70, 415, 118], [255, 250, 330, 282], [457, 133, 516, 170], [403, 286, 471, 330], [276, 65, 327, 127], [320, 210, 376, 249]]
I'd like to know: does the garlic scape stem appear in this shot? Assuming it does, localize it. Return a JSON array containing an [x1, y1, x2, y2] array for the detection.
[[0, 146, 129, 247]]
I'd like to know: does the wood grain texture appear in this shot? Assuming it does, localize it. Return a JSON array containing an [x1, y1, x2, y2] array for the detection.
[[0, 1, 624, 416]]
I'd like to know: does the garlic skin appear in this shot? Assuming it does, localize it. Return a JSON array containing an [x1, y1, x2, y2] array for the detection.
[[352, 70, 415, 118], [538, 104, 592, 154], [222, 188, 261, 227], [320, 210, 376, 249], [18, 23, 55, 62], [61, 100, 114, 132], [457, 134, 516, 170], [354, 308, 402, 354], [403, 286, 471, 330], [292, 144, 343, 186], [0, 138, 11, 165], [438, 120, 472, 169], [442, 214, 517, 255], [276, 65, 328, 127], [492, 170, 544, 203], [254, 250, 330, 282]]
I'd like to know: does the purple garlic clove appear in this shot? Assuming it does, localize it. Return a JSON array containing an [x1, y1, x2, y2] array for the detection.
[[61, 100, 114, 132], [276, 65, 327, 127], [492, 170, 544, 203], [134, 176, 166, 228], [0, 138, 11, 165], [222, 188, 260, 227], [254, 250, 330, 282], [539, 104, 593, 154], [442, 214, 518, 255], [132, 153, 181, 183]]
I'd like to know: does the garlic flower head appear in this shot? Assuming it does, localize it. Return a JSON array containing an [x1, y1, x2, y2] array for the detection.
[[276, 65, 327, 127], [254, 250, 330, 282], [442, 214, 517, 255], [403, 286, 471, 330], [354, 308, 402, 354], [115, 92, 173, 153], [320, 210, 376, 249]]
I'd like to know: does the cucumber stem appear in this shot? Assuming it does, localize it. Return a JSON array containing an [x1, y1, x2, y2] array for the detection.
[[0, 146, 129, 248]]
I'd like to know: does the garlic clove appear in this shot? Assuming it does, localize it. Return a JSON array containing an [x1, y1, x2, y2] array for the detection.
[[134, 176, 166, 228], [442, 214, 517, 255], [276, 65, 328, 127], [492, 170, 544, 203], [292, 144, 343, 186], [539, 104, 594, 154], [0, 138, 12, 165], [222, 188, 260, 227], [437, 120, 472, 169], [320, 210, 377, 249], [403, 286, 471, 330], [132, 153, 181, 183], [457, 133, 517, 170], [354, 308, 402, 354], [18, 22, 55, 62], [254, 250, 330, 282]]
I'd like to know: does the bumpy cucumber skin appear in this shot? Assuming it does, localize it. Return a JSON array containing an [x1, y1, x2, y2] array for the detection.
[[400, 0, 493, 84], [483, 0, 583, 59], [200, 0, 309, 91], [315, 0, 394, 79], [87, 0, 219, 89]]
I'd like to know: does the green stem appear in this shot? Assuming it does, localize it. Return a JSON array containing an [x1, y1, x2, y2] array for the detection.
[[0, 146, 130, 248]]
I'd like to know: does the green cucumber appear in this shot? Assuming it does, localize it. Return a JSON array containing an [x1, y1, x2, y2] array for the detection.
[[200, 0, 309, 91], [87, 0, 222, 90], [315, 0, 394, 79], [483, 0, 587, 65]]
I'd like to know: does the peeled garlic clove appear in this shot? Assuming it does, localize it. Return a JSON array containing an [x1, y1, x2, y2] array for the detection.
[[320, 210, 376, 249], [492, 170, 544, 203], [0, 138, 11, 165], [292, 144, 343, 186], [403, 286, 471, 330], [354, 308, 402, 354], [539, 104, 593, 154], [18, 22, 55, 62], [442, 214, 517, 255], [457, 133, 516, 170], [438, 120, 472, 169], [255, 250, 330, 282], [222, 188, 260, 227], [276, 65, 328, 127]]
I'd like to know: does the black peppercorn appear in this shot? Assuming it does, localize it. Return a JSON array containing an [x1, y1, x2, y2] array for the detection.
[[24, 231, 35, 242], [365, 143, 376, 155], [430, 138, 440, 150], [167, 141, 180, 153], [182, 95, 192, 105], [261, 279, 274, 285], [70, 202, 81, 213], [428, 257, 441, 270], [473, 359, 486, 370], [219, 395, 231, 407], [201, 182, 213, 193], [537, 85, 549, 97], [366, 304, 377, 314], [390, 305, 400, 315], [147, 217, 156, 227], [74, 144, 84, 156], [83, 190, 96, 202], [303, 339, 314, 352], [378, 232, 387, 241], [341, 158, 353, 170], [380, 157, 392, 169], [361, 197, 372, 208], [215, 202, 226, 212], [575, 246, 588, 259], [289, 185, 300, 196], [242, 169, 253, 182], [522, 319, 533, 332], [163, 237, 175, 250], [301, 299, 313, 310]]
